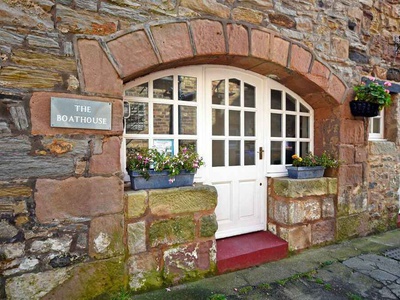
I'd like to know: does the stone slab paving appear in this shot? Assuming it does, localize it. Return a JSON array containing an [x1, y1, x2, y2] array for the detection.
[[129, 229, 400, 300]]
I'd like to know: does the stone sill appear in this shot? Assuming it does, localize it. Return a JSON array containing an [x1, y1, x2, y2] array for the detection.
[[272, 177, 337, 198]]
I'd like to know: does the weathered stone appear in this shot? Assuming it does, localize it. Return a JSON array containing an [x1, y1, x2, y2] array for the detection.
[[0, 242, 25, 259], [163, 241, 215, 284], [8, 104, 29, 131], [49, 254, 75, 268], [312, 219, 335, 245], [369, 141, 397, 155], [349, 49, 369, 64], [149, 216, 195, 247], [76, 233, 88, 250], [127, 252, 163, 291], [0, 66, 62, 89], [322, 197, 335, 218], [26, 34, 60, 49], [271, 37, 290, 66], [190, 19, 225, 56], [4, 257, 40, 276], [387, 68, 400, 81], [273, 178, 334, 198], [336, 212, 369, 240], [126, 190, 147, 218], [0, 186, 31, 198], [232, 7, 264, 24], [89, 136, 121, 175], [35, 176, 124, 223], [88, 214, 124, 259], [268, 12, 296, 28], [295, 16, 313, 32], [75, 0, 98, 11], [180, 0, 230, 19], [99, 1, 145, 21], [279, 224, 311, 251], [200, 214, 218, 237], [290, 44, 312, 74], [0, 220, 19, 240], [30, 236, 73, 253], [251, 29, 271, 60], [11, 49, 76, 73], [149, 185, 217, 216], [127, 221, 146, 255], [227, 24, 249, 56]]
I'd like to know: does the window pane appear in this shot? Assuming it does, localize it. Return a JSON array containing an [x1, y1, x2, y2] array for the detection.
[[125, 82, 148, 97], [212, 80, 225, 105], [286, 115, 296, 137], [244, 112, 255, 136], [244, 83, 255, 108], [271, 113, 282, 137], [126, 102, 148, 134], [229, 140, 240, 166], [126, 139, 148, 163], [372, 118, 380, 133], [271, 90, 282, 109], [300, 103, 309, 113], [179, 106, 197, 135], [153, 76, 173, 99], [179, 140, 197, 151], [300, 116, 309, 138], [212, 140, 225, 167], [212, 109, 225, 136], [285, 142, 296, 165], [300, 142, 309, 157], [153, 103, 173, 134], [271, 141, 282, 165], [229, 110, 240, 136], [229, 78, 240, 106], [286, 93, 296, 111], [178, 75, 197, 102], [244, 141, 255, 165]]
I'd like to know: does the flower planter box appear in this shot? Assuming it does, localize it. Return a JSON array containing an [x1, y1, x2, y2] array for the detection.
[[129, 170, 195, 190], [349, 101, 379, 117], [286, 166, 325, 179]]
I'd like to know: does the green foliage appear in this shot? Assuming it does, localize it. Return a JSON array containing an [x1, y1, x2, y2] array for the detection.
[[238, 286, 253, 295], [127, 145, 204, 180], [347, 292, 363, 300], [353, 77, 392, 110], [291, 152, 341, 168], [208, 294, 227, 300]]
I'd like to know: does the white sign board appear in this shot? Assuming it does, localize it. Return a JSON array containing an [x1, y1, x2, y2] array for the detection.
[[51, 97, 112, 130]]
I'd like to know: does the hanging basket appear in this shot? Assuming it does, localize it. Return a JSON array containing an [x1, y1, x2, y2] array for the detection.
[[349, 101, 379, 117]]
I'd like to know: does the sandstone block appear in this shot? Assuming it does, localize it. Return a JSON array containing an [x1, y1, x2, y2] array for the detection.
[[327, 74, 347, 104], [126, 190, 148, 218], [338, 165, 363, 187], [311, 219, 335, 245], [251, 29, 271, 61], [336, 212, 369, 240], [232, 7, 264, 24], [12, 50, 76, 73], [305, 60, 330, 89], [273, 178, 331, 198], [340, 119, 364, 144], [271, 37, 290, 67], [279, 224, 311, 251], [290, 44, 312, 74], [0, 66, 62, 89], [190, 19, 225, 56], [180, 0, 230, 19], [127, 252, 163, 291], [35, 177, 124, 223], [151, 23, 193, 63], [149, 216, 195, 247], [149, 185, 217, 216], [0, 242, 25, 260], [227, 24, 249, 56], [89, 214, 124, 259], [127, 222, 146, 255], [322, 197, 335, 218], [200, 214, 218, 237], [89, 137, 121, 175]]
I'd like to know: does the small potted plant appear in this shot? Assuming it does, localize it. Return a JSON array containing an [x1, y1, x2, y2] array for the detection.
[[286, 152, 340, 179], [351, 77, 392, 117], [127, 146, 204, 190]]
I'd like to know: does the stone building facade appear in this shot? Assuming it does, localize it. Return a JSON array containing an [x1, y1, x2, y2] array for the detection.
[[1, 0, 400, 298]]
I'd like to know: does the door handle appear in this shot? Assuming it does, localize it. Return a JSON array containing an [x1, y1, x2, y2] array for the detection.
[[259, 147, 264, 160]]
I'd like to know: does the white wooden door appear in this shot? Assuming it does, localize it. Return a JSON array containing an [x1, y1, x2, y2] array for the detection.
[[205, 68, 266, 239]]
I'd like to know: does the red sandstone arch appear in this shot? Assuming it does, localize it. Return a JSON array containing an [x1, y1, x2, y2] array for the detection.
[[76, 19, 349, 111]]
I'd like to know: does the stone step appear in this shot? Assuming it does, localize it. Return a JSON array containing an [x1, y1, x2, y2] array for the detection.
[[216, 231, 288, 274]]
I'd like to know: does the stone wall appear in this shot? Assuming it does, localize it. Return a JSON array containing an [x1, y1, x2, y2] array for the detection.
[[268, 177, 337, 251]]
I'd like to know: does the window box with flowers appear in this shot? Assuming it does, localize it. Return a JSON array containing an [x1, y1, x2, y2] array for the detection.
[[286, 152, 340, 179], [127, 146, 204, 190], [350, 77, 392, 117]]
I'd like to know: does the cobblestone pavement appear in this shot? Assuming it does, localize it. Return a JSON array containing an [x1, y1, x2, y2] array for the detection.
[[129, 229, 400, 300]]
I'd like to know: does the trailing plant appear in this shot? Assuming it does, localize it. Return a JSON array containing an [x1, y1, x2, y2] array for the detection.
[[353, 77, 392, 110], [291, 152, 340, 168]]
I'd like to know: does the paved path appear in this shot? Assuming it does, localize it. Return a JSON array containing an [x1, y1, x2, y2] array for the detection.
[[130, 229, 400, 300]]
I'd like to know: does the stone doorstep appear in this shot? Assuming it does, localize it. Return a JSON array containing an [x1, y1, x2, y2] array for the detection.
[[216, 231, 288, 274]]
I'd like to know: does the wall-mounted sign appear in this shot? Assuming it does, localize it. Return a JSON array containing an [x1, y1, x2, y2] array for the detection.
[[51, 97, 112, 130]]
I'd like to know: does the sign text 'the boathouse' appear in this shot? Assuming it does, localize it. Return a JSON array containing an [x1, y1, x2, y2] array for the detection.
[[51, 97, 112, 130]]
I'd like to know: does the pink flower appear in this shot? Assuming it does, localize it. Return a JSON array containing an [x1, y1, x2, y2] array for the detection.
[[384, 81, 392, 87], [138, 155, 142, 160], [182, 147, 187, 153], [168, 178, 175, 184], [367, 76, 376, 81], [385, 89, 390, 94]]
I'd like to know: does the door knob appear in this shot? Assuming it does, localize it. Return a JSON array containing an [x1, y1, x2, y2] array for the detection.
[[259, 147, 264, 160]]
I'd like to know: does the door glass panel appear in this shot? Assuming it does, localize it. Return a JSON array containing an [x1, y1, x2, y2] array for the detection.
[[229, 140, 240, 166], [300, 142, 309, 157], [286, 115, 296, 137], [153, 76, 173, 99], [125, 82, 148, 97], [244, 83, 255, 108], [229, 78, 240, 106], [300, 103, 309, 113], [271, 113, 282, 137], [271, 141, 282, 165], [179, 106, 197, 135], [212, 109, 225, 136], [286, 93, 296, 111], [300, 116, 309, 138], [212, 140, 225, 167], [229, 110, 240, 136], [245, 112, 255, 136], [126, 102, 148, 134], [212, 80, 225, 105], [271, 90, 282, 109], [178, 75, 197, 102], [244, 141, 255, 165], [153, 103, 173, 134], [285, 141, 296, 165]]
